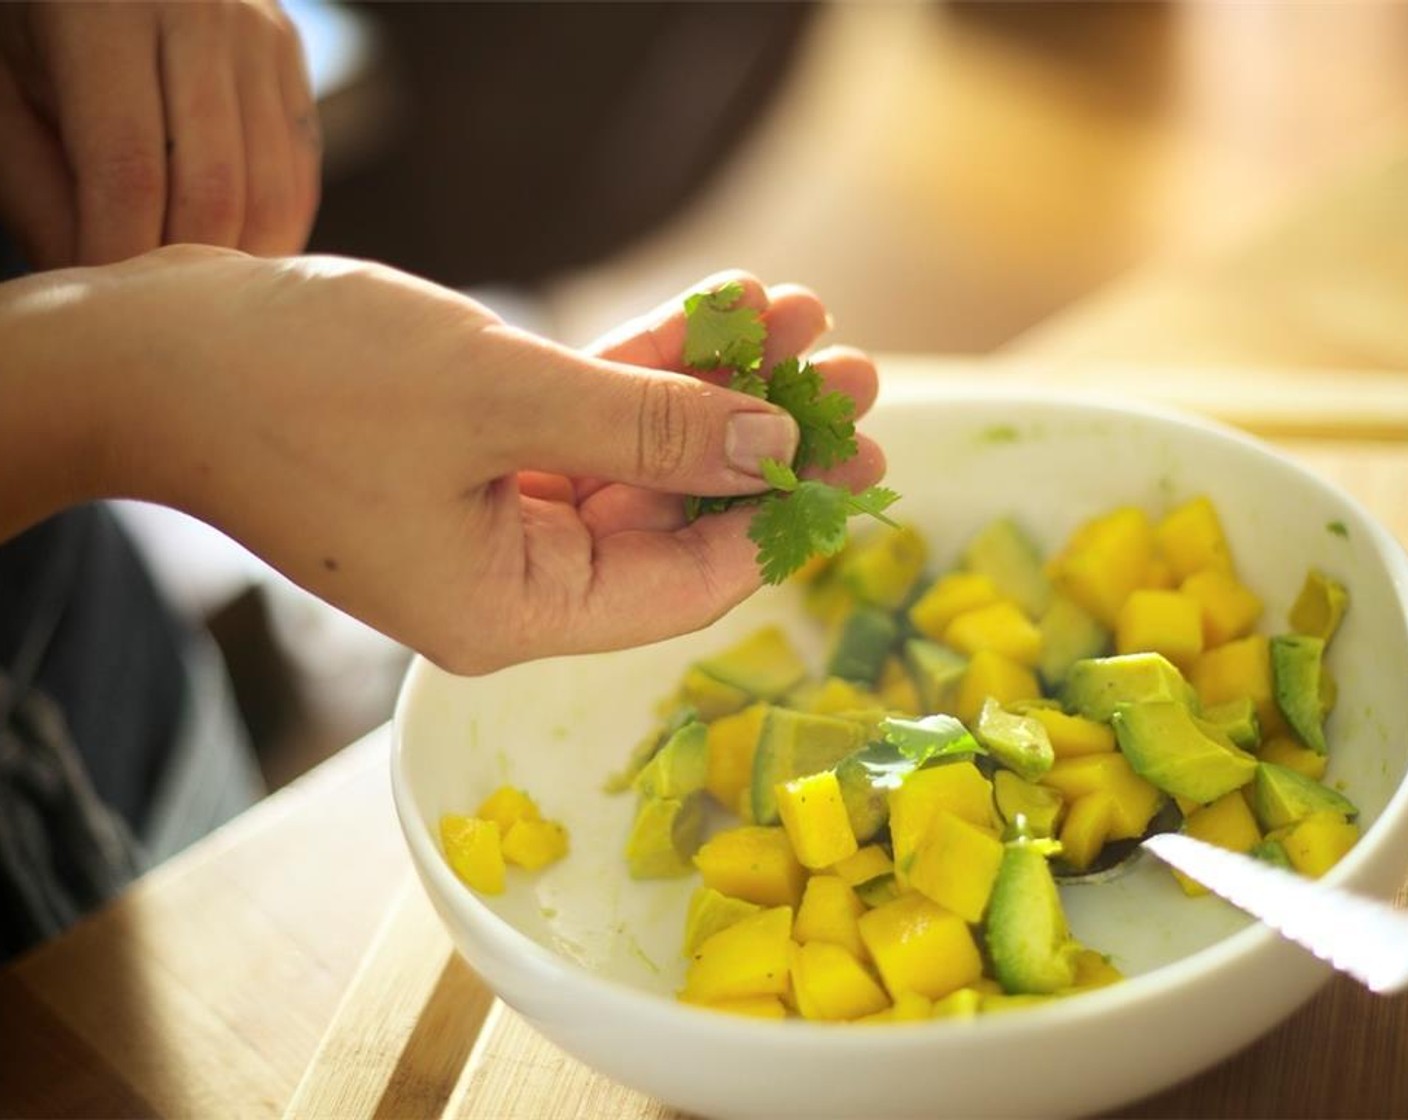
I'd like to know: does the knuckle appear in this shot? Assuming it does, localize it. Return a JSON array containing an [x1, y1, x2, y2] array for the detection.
[[176, 162, 242, 235], [635, 377, 694, 485], [89, 142, 164, 214]]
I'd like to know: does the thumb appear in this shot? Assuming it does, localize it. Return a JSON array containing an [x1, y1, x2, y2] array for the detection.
[[479, 327, 800, 494]]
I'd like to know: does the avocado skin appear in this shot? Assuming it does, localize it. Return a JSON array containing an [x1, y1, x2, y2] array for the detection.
[[1270, 634, 1329, 754]]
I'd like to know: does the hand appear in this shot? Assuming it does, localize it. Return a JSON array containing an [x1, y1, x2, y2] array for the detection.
[[10, 249, 883, 673], [0, 0, 320, 269]]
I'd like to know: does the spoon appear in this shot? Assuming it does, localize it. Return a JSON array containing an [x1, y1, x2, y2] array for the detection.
[[1143, 831, 1408, 994]]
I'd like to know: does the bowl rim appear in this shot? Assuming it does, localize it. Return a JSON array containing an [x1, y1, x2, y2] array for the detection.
[[391, 383, 1408, 1049]]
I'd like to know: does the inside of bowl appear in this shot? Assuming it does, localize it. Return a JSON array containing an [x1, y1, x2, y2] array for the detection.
[[396, 390, 1408, 998]]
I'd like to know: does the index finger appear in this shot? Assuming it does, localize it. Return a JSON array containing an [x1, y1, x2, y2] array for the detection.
[[42, 6, 167, 263]]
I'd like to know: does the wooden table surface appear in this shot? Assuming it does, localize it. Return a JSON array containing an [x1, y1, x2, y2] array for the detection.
[[6, 170, 1408, 1120]]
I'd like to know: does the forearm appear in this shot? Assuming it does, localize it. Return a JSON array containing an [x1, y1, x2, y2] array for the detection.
[[0, 268, 113, 542]]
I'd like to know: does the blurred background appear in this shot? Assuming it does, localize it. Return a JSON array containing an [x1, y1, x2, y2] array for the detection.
[[122, 0, 1408, 795]]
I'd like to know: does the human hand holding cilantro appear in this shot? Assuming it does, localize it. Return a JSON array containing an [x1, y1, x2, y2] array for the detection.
[[1, 253, 884, 675]]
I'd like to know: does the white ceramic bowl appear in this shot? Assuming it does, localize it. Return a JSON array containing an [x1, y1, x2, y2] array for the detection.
[[392, 380, 1408, 1120]]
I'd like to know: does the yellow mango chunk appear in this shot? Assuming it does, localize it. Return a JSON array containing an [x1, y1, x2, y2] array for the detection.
[[474, 786, 541, 835], [954, 648, 1042, 725], [705, 703, 767, 811], [695, 826, 807, 908], [831, 844, 894, 885], [683, 886, 762, 957], [800, 677, 885, 717], [876, 655, 922, 716], [906, 809, 1005, 923], [908, 571, 1002, 641], [1048, 506, 1155, 628], [1180, 569, 1264, 648], [440, 814, 506, 895], [1191, 634, 1286, 737], [1154, 496, 1233, 581], [1056, 793, 1115, 872], [789, 941, 891, 1022], [889, 761, 998, 883], [929, 988, 984, 1019], [944, 600, 1044, 668], [794, 874, 869, 961], [1041, 753, 1163, 841], [1173, 791, 1263, 896], [1027, 707, 1116, 758], [858, 893, 984, 1001], [1115, 589, 1204, 672], [1141, 556, 1177, 591], [500, 817, 569, 871], [1281, 811, 1359, 878], [1071, 948, 1124, 989], [776, 770, 859, 870], [1289, 569, 1349, 644], [680, 906, 794, 1003], [681, 995, 788, 1020], [1258, 736, 1328, 781]]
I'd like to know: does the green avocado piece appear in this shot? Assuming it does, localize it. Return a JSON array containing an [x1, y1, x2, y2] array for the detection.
[[750, 708, 869, 825], [902, 638, 968, 714], [694, 626, 808, 702], [986, 841, 1079, 995], [625, 792, 704, 879], [961, 517, 1054, 619], [826, 607, 899, 687], [973, 698, 1055, 782], [1289, 569, 1349, 644], [678, 666, 752, 722], [682, 886, 762, 956], [1250, 837, 1293, 870], [993, 770, 1064, 840], [1037, 594, 1110, 691], [1270, 634, 1329, 754], [1251, 762, 1358, 832], [631, 720, 708, 800], [1111, 700, 1257, 803], [1063, 652, 1197, 723], [1200, 697, 1261, 751], [853, 872, 901, 909]]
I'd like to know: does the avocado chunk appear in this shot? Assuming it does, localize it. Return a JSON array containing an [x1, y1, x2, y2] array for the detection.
[[902, 638, 968, 713], [826, 607, 899, 687], [1251, 762, 1358, 832], [695, 626, 808, 702], [986, 841, 1079, 994], [750, 708, 869, 825], [1200, 697, 1261, 751], [1111, 700, 1257, 804], [1037, 594, 1109, 690], [604, 703, 698, 792], [1270, 634, 1329, 754], [1063, 652, 1197, 723], [961, 517, 1054, 619], [853, 871, 902, 909], [679, 666, 752, 721], [839, 524, 928, 610], [631, 720, 708, 800], [625, 792, 705, 878], [993, 770, 1063, 840], [833, 714, 981, 842], [973, 698, 1055, 781], [1289, 569, 1349, 643], [683, 886, 762, 956], [1250, 837, 1293, 870]]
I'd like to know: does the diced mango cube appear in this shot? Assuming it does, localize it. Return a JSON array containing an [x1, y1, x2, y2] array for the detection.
[[789, 941, 891, 1021], [1041, 754, 1163, 841], [440, 814, 506, 894], [877, 655, 922, 716], [1154, 497, 1233, 581], [1141, 556, 1177, 591], [1115, 589, 1204, 671], [1258, 736, 1328, 781], [906, 809, 1005, 923], [930, 987, 984, 1019], [908, 572, 1002, 641], [705, 703, 767, 811], [1173, 791, 1263, 896], [776, 770, 859, 870], [1180, 569, 1263, 648], [889, 761, 998, 883], [943, 601, 1044, 668], [1071, 948, 1124, 989], [831, 844, 894, 885], [1048, 506, 1156, 628], [680, 906, 794, 1003], [1055, 793, 1114, 872], [800, 677, 884, 717], [1027, 707, 1116, 758], [955, 648, 1042, 725], [1281, 810, 1359, 878], [683, 886, 762, 956], [474, 786, 541, 835], [500, 817, 568, 870], [858, 893, 984, 1001], [794, 874, 869, 960], [695, 826, 807, 907], [1191, 634, 1285, 736]]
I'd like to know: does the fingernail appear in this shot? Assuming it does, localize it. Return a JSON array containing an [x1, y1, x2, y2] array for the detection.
[[726, 411, 799, 478]]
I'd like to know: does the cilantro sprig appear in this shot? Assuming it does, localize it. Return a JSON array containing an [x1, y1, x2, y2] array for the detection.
[[681, 281, 899, 584]]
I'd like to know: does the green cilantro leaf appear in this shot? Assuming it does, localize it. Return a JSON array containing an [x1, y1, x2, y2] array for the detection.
[[747, 484, 853, 585], [682, 281, 766, 374], [764, 357, 857, 471]]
